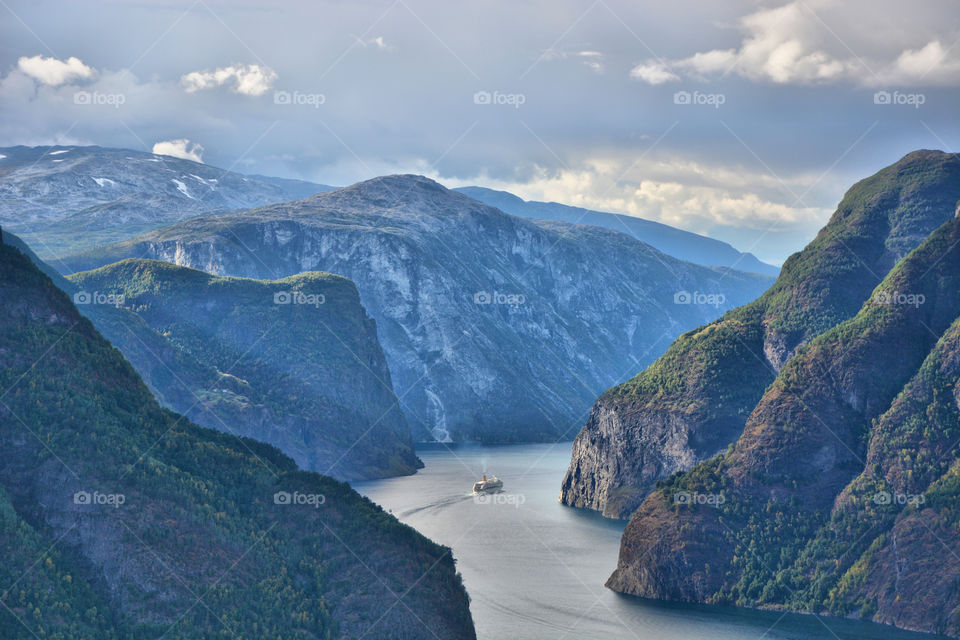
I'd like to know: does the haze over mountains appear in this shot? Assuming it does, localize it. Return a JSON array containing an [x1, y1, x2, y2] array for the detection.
[[62, 173, 774, 443], [456, 186, 779, 275]]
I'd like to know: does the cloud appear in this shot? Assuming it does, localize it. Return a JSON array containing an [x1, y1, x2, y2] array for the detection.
[[450, 157, 828, 232], [355, 35, 390, 50], [884, 40, 960, 85], [629, 62, 679, 84], [17, 55, 95, 86], [440, 157, 831, 263], [629, 1, 960, 87], [181, 63, 277, 96], [578, 51, 604, 73], [540, 48, 606, 73], [152, 139, 204, 163]]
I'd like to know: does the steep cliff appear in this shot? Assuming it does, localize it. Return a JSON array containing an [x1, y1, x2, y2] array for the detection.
[[62, 175, 773, 442], [607, 215, 960, 637], [562, 150, 960, 518], [0, 233, 475, 639], [68, 258, 420, 481]]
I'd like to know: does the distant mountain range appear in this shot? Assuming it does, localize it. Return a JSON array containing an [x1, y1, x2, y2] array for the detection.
[[456, 186, 779, 275], [0, 231, 476, 639], [62, 174, 775, 443], [0, 145, 333, 257], [0, 146, 777, 279], [561, 150, 960, 637]]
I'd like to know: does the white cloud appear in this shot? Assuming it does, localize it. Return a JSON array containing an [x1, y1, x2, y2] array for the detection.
[[358, 35, 390, 50], [447, 157, 828, 235], [540, 48, 606, 73], [629, 1, 960, 87], [629, 62, 679, 84], [152, 139, 204, 163], [578, 51, 604, 73], [181, 64, 277, 96], [884, 40, 960, 85], [17, 55, 95, 86]]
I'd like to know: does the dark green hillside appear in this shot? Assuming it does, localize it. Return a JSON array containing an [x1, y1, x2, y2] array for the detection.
[[0, 237, 475, 639], [607, 215, 960, 637], [561, 150, 960, 518]]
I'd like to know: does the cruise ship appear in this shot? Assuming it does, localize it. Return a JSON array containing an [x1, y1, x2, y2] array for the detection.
[[472, 474, 503, 494]]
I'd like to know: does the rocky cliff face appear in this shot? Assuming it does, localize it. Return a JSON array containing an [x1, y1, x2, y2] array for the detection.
[[607, 214, 960, 637], [63, 175, 773, 443], [0, 145, 331, 257], [561, 150, 960, 518], [68, 258, 419, 481], [0, 237, 476, 639]]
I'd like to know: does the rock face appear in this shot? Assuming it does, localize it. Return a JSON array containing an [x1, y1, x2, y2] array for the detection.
[[561, 150, 960, 518], [456, 186, 779, 275], [0, 237, 476, 639], [62, 175, 774, 443], [606, 196, 960, 636], [68, 258, 420, 481], [0, 145, 332, 257]]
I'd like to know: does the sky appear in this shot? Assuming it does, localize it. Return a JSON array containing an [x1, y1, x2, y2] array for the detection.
[[1, 0, 958, 264]]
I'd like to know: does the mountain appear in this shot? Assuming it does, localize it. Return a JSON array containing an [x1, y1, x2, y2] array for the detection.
[[68, 258, 420, 481], [0, 231, 476, 639], [606, 212, 960, 638], [560, 150, 960, 518], [456, 186, 779, 275], [61, 174, 774, 443], [0, 145, 333, 257], [3, 230, 417, 481]]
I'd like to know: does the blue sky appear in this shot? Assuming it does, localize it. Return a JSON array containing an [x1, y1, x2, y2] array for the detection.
[[1, 0, 958, 263]]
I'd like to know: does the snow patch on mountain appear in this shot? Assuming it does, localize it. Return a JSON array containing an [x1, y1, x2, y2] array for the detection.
[[171, 179, 194, 199]]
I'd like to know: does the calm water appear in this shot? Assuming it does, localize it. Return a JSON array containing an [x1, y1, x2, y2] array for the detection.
[[356, 443, 941, 640]]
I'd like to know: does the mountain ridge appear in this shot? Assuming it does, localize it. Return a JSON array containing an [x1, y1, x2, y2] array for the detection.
[[59, 173, 775, 443], [0, 233, 477, 639], [560, 149, 960, 518], [68, 256, 421, 481], [606, 213, 960, 637], [0, 144, 334, 257], [3, 230, 419, 482]]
